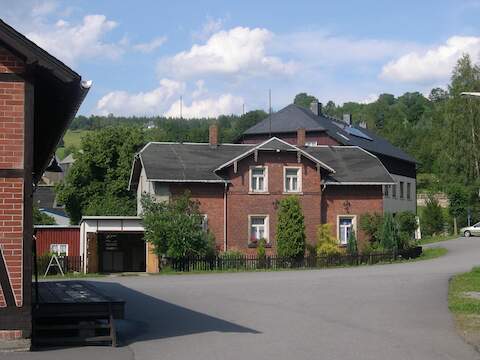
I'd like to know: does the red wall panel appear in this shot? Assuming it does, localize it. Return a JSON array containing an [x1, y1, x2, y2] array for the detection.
[[35, 227, 80, 257]]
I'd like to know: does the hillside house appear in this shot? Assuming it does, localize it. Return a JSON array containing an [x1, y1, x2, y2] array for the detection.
[[129, 125, 396, 254], [238, 101, 417, 214]]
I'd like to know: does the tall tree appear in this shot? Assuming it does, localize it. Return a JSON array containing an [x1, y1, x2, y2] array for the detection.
[[56, 126, 145, 223], [276, 196, 306, 258]]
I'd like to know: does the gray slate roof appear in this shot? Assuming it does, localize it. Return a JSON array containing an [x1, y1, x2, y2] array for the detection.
[[129, 139, 394, 189], [304, 147, 394, 184], [139, 143, 253, 182], [242, 104, 416, 163]]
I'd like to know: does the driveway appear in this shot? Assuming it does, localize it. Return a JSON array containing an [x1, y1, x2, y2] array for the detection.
[[4, 237, 480, 360]]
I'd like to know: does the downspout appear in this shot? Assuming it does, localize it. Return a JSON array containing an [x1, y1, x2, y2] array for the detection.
[[223, 181, 228, 252]]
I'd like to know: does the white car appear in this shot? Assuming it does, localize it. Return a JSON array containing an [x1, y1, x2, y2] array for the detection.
[[461, 222, 480, 237]]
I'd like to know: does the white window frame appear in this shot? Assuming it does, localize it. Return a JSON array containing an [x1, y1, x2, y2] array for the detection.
[[336, 215, 357, 246], [200, 214, 208, 232], [283, 166, 302, 193], [305, 141, 318, 146], [248, 215, 269, 244], [249, 166, 268, 193], [50, 243, 69, 256]]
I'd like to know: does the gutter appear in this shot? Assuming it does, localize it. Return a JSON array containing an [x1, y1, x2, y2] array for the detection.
[[223, 182, 228, 252]]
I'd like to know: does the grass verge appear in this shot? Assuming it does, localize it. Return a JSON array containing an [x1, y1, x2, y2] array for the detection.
[[449, 266, 480, 350], [416, 247, 448, 260]]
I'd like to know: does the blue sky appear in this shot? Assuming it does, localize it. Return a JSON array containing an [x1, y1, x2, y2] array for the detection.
[[3, 0, 480, 117]]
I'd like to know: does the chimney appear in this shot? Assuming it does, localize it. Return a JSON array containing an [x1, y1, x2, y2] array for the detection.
[[342, 113, 352, 126], [209, 124, 218, 146], [297, 128, 306, 147], [310, 100, 322, 116], [359, 121, 367, 129]]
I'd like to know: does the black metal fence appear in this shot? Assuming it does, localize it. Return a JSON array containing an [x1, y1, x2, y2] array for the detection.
[[166, 247, 422, 272], [36, 255, 83, 275]]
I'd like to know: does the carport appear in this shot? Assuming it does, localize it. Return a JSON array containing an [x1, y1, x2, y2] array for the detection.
[[80, 216, 159, 274]]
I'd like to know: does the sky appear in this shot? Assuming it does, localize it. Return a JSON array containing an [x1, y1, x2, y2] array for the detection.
[[2, 0, 480, 117]]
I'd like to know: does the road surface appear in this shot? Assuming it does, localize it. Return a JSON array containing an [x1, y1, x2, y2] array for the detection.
[[3, 237, 480, 360]]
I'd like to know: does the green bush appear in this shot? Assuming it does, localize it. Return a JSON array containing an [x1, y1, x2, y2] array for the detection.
[[361, 242, 385, 255], [141, 192, 212, 260], [220, 250, 244, 259], [421, 194, 444, 236], [257, 239, 266, 258], [396, 211, 417, 249], [316, 224, 343, 257], [276, 196, 306, 258], [346, 229, 358, 256], [359, 213, 384, 243]]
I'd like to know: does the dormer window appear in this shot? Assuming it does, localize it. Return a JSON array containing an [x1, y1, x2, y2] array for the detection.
[[250, 166, 267, 193]]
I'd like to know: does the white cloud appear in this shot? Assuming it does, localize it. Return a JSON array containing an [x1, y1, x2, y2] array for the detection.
[[31, 0, 58, 17], [165, 94, 243, 118], [380, 36, 480, 83], [133, 36, 167, 53], [158, 26, 296, 79], [26, 14, 123, 66], [95, 79, 185, 116], [192, 80, 207, 98], [273, 31, 418, 66], [192, 16, 226, 41], [360, 93, 378, 104]]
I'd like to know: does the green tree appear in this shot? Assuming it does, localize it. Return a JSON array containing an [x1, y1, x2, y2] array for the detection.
[[141, 192, 212, 260], [396, 211, 417, 249], [56, 126, 145, 224], [293, 93, 318, 109], [447, 184, 469, 234], [33, 206, 56, 225], [276, 196, 306, 258], [380, 213, 399, 251], [422, 195, 444, 236], [346, 229, 358, 256]]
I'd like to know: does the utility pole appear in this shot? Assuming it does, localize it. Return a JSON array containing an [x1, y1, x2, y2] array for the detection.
[[180, 95, 183, 119], [269, 89, 272, 137]]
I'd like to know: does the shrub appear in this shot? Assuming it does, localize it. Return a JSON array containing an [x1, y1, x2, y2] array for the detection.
[[305, 243, 317, 257], [361, 242, 385, 255], [359, 213, 384, 243], [381, 213, 399, 251], [346, 229, 358, 256], [421, 194, 444, 236], [257, 239, 267, 268], [141, 192, 211, 260], [316, 224, 342, 257], [396, 211, 417, 249], [220, 250, 244, 259], [276, 196, 306, 258]]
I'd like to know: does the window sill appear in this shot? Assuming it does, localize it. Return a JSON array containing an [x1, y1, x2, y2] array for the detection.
[[283, 191, 303, 195], [248, 191, 270, 195], [248, 242, 272, 248]]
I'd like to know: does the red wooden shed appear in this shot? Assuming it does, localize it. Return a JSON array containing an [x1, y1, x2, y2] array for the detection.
[[34, 226, 80, 257]]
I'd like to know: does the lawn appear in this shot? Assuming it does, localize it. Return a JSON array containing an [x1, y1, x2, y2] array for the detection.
[[449, 266, 480, 348], [56, 130, 91, 159]]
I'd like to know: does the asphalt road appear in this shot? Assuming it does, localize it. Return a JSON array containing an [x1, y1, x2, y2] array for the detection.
[[4, 237, 480, 360]]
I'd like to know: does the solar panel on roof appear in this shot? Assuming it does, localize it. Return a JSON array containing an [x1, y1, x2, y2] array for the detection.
[[344, 127, 373, 141]]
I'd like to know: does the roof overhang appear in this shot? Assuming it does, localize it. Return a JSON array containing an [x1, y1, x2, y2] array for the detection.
[[214, 137, 336, 173], [0, 19, 91, 182]]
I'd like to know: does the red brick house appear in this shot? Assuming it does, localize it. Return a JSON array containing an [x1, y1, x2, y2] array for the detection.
[[129, 128, 395, 254], [0, 20, 89, 347], [239, 102, 417, 214]]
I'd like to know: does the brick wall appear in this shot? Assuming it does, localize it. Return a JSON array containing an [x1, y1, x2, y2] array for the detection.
[[0, 46, 27, 339], [323, 185, 383, 249], [225, 152, 322, 254], [170, 183, 225, 252]]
